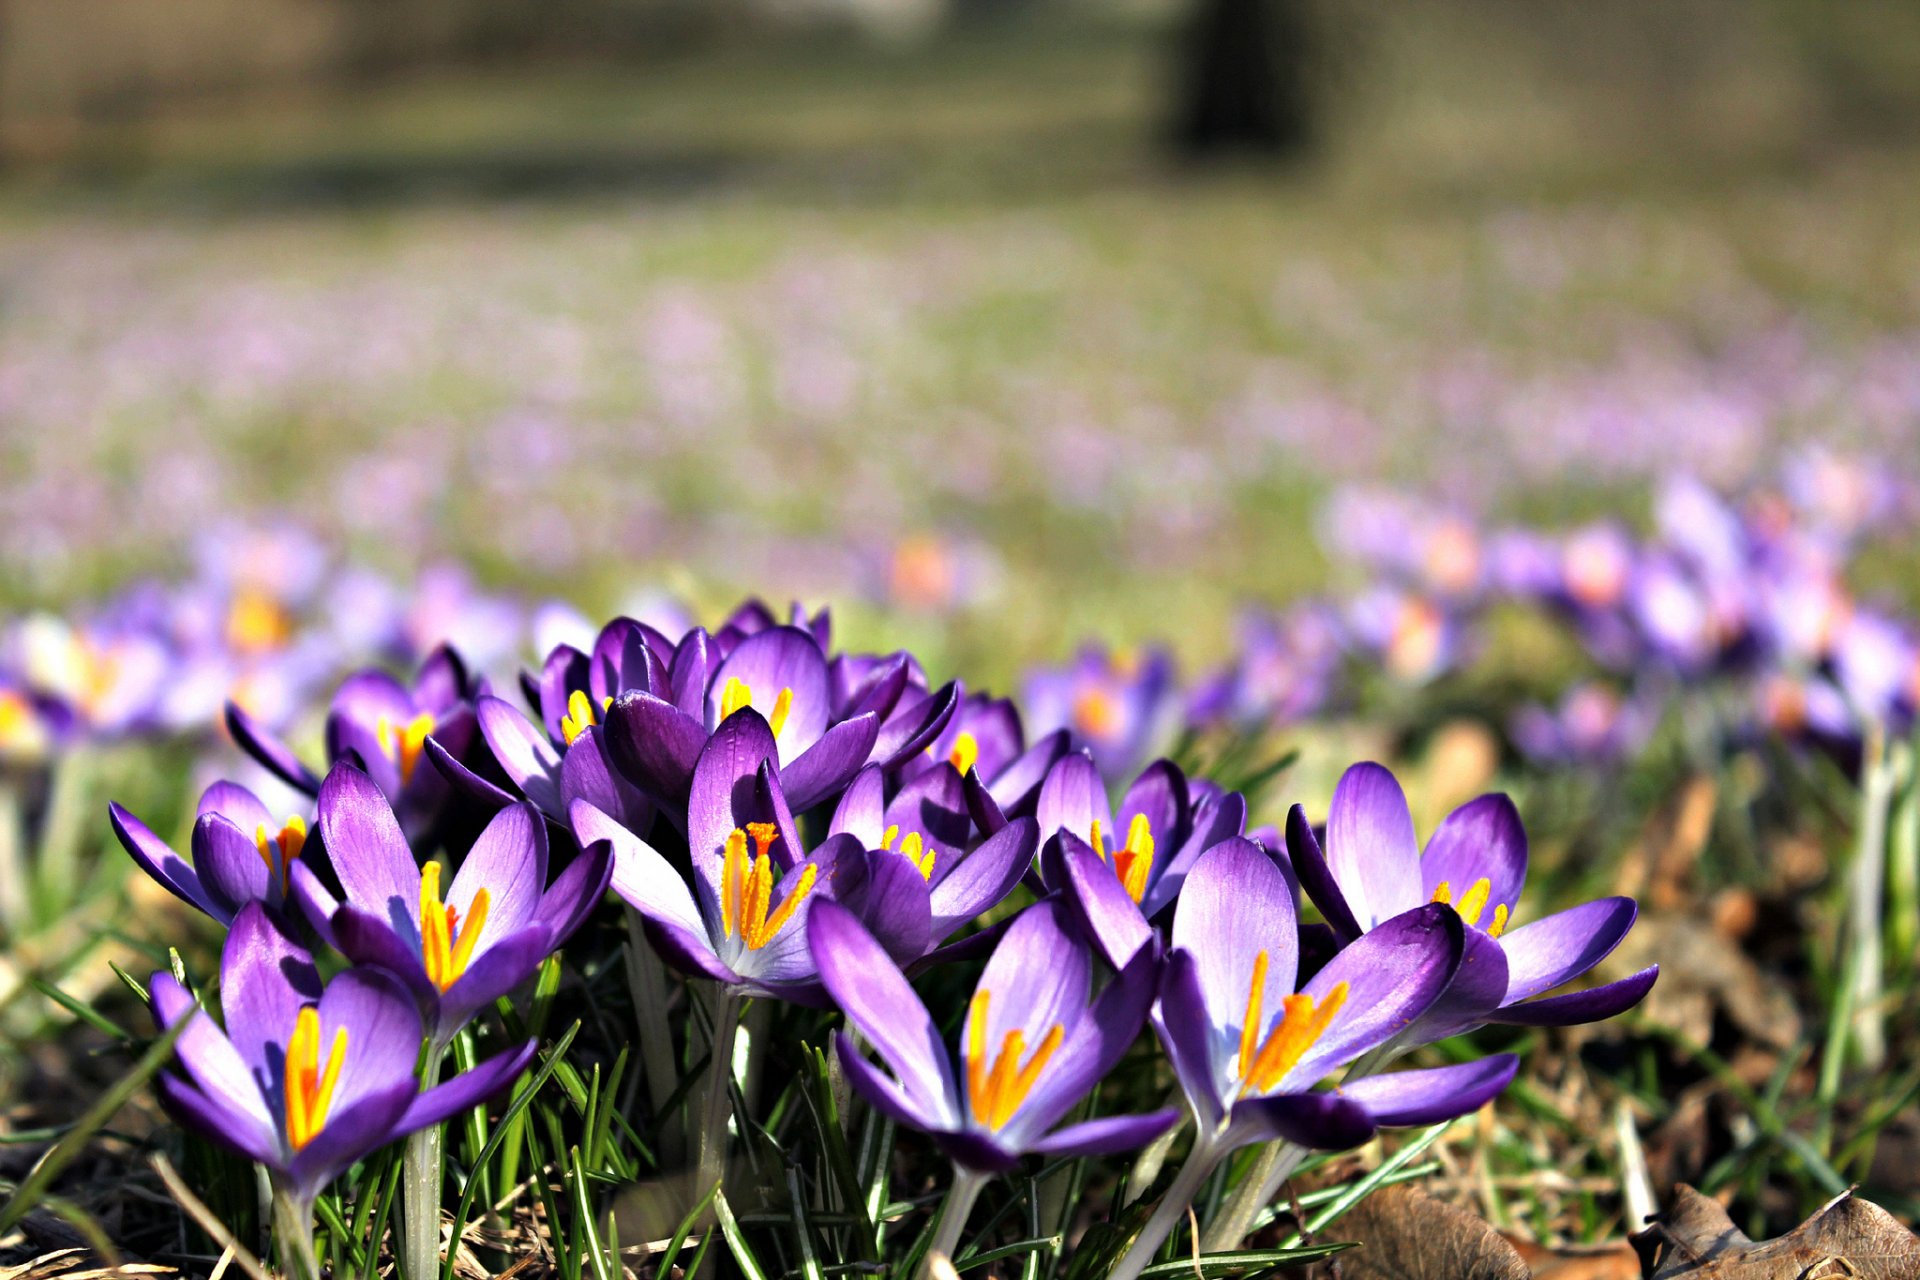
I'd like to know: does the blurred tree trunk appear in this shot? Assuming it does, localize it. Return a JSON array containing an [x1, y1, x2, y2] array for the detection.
[[1172, 0, 1314, 157]]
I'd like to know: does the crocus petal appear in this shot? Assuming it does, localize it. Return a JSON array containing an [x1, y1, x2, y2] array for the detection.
[[731, 838, 849, 986], [1490, 966, 1658, 1026], [964, 768, 1009, 837], [558, 729, 655, 833], [1325, 762, 1423, 929], [220, 903, 322, 1083], [885, 765, 973, 857], [1036, 752, 1111, 847], [110, 802, 218, 919], [870, 682, 960, 768], [1405, 927, 1511, 1045], [970, 900, 1090, 1067], [1118, 761, 1191, 864], [1172, 838, 1300, 1034], [1057, 831, 1155, 970], [225, 702, 321, 794], [844, 655, 911, 723], [576, 799, 707, 938], [1153, 949, 1228, 1130], [476, 696, 563, 816], [1227, 1091, 1376, 1151], [830, 765, 888, 846], [437, 927, 555, 1041], [329, 669, 416, 737], [782, 713, 881, 812], [810, 902, 957, 1120], [533, 838, 614, 948], [316, 763, 420, 924], [1500, 898, 1639, 1003], [753, 761, 806, 872], [1339, 1056, 1518, 1127], [846, 848, 935, 965], [833, 1033, 957, 1136], [927, 817, 1036, 940], [686, 709, 780, 921], [193, 813, 273, 916], [318, 967, 427, 1113], [425, 737, 519, 811], [156, 1076, 277, 1166], [709, 627, 831, 753], [1145, 789, 1247, 915], [1418, 793, 1528, 918], [1027, 1110, 1181, 1160], [285, 1081, 416, 1202], [1013, 943, 1159, 1140], [447, 802, 547, 944], [401, 1040, 539, 1133], [669, 628, 711, 719], [986, 729, 1069, 817], [603, 691, 707, 809], [415, 644, 474, 712], [329, 904, 435, 1002], [1286, 805, 1361, 942], [535, 646, 589, 742], [640, 914, 741, 986], [197, 782, 273, 833], [1286, 904, 1463, 1087], [150, 972, 275, 1134], [931, 1128, 1023, 1176]]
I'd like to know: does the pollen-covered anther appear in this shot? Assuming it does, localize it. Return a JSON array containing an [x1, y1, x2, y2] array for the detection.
[[720, 824, 815, 950], [1112, 813, 1155, 903], [965, 990, 1064, 1131], [284, 1004, 346, 1151], [376, 711, 436, 786], [253, 815, 308, 892], [1236, 951, 1348, 1096], [719, 678, 795, 737], [419, 860, 489, 992], [948, 731, 979, 776], [898, 831, 935, 880], [560, 689, 599, 745], [1433, 877, 1504, 933]]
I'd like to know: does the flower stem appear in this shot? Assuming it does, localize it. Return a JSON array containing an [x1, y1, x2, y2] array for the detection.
[[271, 1188, 321, 1280], [922, 1166, 988, 1279], [401, 1047, 446, 1280], [694, 987, 743, 1202], [1107, 1139, 1222, 1280], [622, 906, 685, 1163], [1200, 1141, 1306, 1253]]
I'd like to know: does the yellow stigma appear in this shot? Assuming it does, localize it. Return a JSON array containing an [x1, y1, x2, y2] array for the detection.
[[225, 589, 293, 657], [719, 677, 794, 736], [1238, 972, 1348, 1096], [1433, 877, 1506, 935], [718, 824, 816, 950], [560, 689, 599, 745], [419, 860, 490, 993], [965, 990, 1064, 1131], [948, 731, 979, 776], [1072, 687, 1120, 740], [1112, 813, 1155, 904], [253, 815, 308, 893], [376, 711, 436, 786], [284, 1005, 346, 1152], [898, 831, 936, 880]]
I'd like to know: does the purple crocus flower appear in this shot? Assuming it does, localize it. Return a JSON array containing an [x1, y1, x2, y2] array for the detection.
[[810, 897, 1178, 1174], [290, 763, 611, 1048], [578, 708, 854, 1001], [110, 780, 313, 925], [604, 624, 951, 815], [433, 692, 657, 836], [1023, 644, 1179, 785], [1287, 762, 1657, 1046], [226, 645, 483, 841], [1036, 753, 1249, 967], [150, 903, 534, 1212], [892, 689, 1066, 817], [826, 763, 1038, 966]]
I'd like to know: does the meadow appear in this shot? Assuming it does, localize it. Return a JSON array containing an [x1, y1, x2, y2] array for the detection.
[[3, 7, 1920, 1276]]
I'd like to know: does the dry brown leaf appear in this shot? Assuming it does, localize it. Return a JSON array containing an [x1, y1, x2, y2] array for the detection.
[[1507, 1236, 1641, 1280], [1330, 1184, 1528, 1280], [1632, 1184, 1920, 1278], [1602, 914, 1801, 1050]]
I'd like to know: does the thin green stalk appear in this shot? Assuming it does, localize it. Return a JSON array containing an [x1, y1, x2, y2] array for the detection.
[[272, 1189, 321, 1280], [1888, 740, 1919, 968], [1847, 726, 1893, 1072], [1107, 1138, 1224, 1280], [401, 1047, 447, 1280], [1201, 1142, 1305, 1253], [922, 1167, 989, 1280], [623, 906, 686, 1162], [694, 987, 743, 1201]]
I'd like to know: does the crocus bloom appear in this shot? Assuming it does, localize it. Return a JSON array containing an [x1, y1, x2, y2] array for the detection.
[[1037, 753, 1250, 967], [1156, 838, 1516, 1150], [580, 708, 855, 1001], [150, 903, 534, 1210], [604, 625, 895, 813], [291, 763, 611, 1047], [227, 645, 482, 841], [1023, 644, 1178, 785], [1287, 762, 1657, 1047], [894, 689, 1066, 817], [435, 692, 656, 835], [111, 780, 312, 925], [810, 897, 1178, 1173], [827, 764, 1038, 965]]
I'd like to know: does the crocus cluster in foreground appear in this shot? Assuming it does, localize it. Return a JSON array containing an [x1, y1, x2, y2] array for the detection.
[[106, 597, 1655, 1274]]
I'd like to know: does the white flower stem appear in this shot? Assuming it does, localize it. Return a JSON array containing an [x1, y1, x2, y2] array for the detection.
[[1201, 1141, 1306, 1253], [1107, 1139, 1223, 1280], [622, 906, 685, 1163], [271, 1188, 321, 1280], [401, 1047, 446, 1280], [922, 1166, 988, 1279], [694, 987, 743, 1201]]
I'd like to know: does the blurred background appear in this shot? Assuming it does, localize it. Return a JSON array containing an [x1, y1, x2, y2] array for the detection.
[[4, 0, 1920, 680]]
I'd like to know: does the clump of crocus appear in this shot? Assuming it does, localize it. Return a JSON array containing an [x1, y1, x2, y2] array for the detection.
[[1287, 761, 1656, 1049], [150, 904, 533, 1280], [110, 780, 312, 925], [810, 897, 1175, 1271]]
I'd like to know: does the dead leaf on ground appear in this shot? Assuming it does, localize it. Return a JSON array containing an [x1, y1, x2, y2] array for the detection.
[[1328, 1184, 1528, 1279], [1602, 914, 1801, 1050], [1507, 1235, 1641, 1279], [1632, 1183, 1920, 1278]]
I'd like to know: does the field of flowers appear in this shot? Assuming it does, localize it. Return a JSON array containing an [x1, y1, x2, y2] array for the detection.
[[4, 12, 1920, 1279]]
